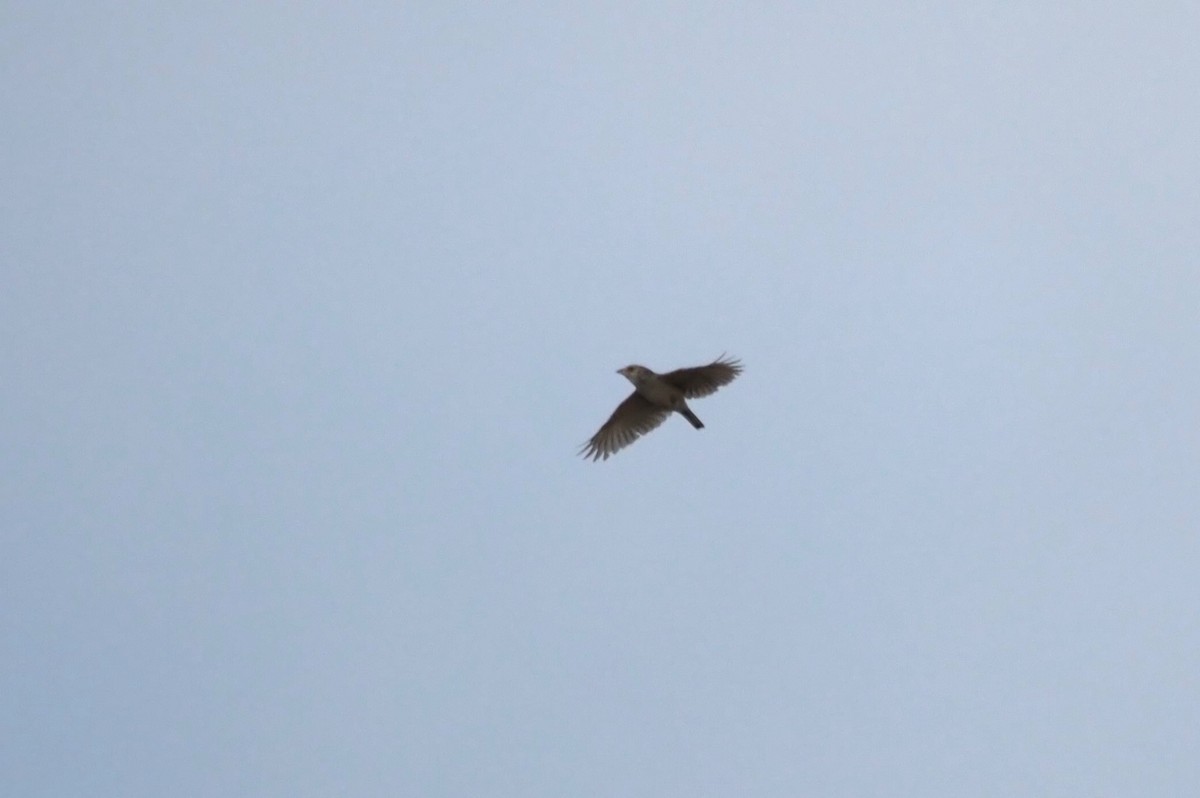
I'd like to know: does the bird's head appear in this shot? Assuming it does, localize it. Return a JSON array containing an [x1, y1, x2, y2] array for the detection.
[[617, 364, 650, 384]]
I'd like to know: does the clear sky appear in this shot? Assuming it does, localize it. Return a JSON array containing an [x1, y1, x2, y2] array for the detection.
[[4, 4, 1198, 796]]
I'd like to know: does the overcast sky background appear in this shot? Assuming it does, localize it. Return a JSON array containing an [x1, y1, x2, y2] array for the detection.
[[4, 4, 1198, 796]]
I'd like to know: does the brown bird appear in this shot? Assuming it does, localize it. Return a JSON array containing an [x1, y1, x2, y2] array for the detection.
[[580, 355, 743, 461]]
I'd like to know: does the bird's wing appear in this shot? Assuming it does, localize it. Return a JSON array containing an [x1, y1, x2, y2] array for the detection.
[[580, 392, 671, 461], [661, 355, 743, 398]]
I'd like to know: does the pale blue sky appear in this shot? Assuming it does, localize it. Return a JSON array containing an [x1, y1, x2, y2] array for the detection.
[[4, 4, 1198, 796]]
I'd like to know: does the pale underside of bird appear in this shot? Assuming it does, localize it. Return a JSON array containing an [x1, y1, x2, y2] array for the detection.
[[580, 355, 743, 461]]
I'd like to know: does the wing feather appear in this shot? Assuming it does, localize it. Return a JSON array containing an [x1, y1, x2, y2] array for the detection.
[[661, 355, 744, 399], [579, 392, 671, 461]]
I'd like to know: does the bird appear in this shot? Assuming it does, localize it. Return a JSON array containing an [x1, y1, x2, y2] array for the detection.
[[580, 355, 743, 461]]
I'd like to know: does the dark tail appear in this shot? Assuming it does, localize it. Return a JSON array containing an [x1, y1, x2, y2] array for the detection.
[[679, 406, 704, 429]]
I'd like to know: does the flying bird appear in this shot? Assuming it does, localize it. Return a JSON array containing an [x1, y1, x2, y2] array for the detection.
[[580, 355, 743, 461]]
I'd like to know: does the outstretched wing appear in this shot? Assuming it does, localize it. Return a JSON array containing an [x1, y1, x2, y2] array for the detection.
[[580, 392, 671, 461], [661, 355, 743, 399]]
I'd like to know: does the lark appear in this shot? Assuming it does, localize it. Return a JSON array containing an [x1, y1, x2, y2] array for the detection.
[[580, 355, 743, 461]]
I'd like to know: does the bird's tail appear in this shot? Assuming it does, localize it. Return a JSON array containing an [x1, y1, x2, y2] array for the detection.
[[679, 406, 704, 429]]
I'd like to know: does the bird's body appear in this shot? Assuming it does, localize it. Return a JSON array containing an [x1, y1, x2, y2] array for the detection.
[[580, 355, 743, 461], [618, 364, 705, 428]]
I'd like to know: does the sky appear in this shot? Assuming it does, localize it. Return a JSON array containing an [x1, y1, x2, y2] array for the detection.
[[3, 4, 1198, 796]]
